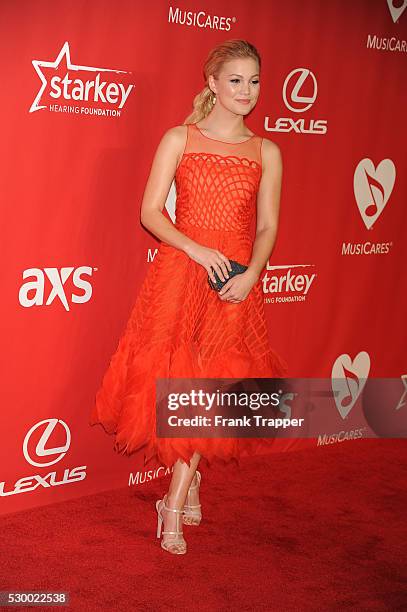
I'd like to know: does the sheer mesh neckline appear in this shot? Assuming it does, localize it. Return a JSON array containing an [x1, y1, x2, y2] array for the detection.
[[194, 123, 256, 145]]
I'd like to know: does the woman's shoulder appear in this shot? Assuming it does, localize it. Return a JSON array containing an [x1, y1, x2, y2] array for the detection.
[[258, 137, 283, 175], [160, 124, 188, 155], [162, 124, 188, 143], [260, 136, 282, 160]]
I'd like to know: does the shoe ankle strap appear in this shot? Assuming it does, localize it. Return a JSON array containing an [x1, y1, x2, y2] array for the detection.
[[190, 470, 201, 489], [163, 496, 184, 514], [163, 505, 184, 514]]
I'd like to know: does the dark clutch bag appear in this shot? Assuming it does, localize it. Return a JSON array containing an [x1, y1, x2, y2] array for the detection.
[[207, 259, 248, 292]]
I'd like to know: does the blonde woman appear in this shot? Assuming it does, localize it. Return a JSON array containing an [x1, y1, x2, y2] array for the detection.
[[90, 39, 288, 555]]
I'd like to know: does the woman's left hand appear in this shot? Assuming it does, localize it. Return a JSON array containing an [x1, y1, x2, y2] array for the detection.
[[217, 269, 259, 303]]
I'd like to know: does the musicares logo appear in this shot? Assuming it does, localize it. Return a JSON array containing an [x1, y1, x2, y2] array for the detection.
[[366, 1, 407, 52], [354, 158, 395, 230], [342, 158, 395, 257], [168, 5, 235, 30], [129, 465, 173, 486], [30, 41, 134, 116], [316, 352, 372, 445], [387, 0, 407, 23], [332, 351, 371, 419]]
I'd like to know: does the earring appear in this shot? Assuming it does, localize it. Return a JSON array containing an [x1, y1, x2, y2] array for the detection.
[[212, 95, 216, 105]]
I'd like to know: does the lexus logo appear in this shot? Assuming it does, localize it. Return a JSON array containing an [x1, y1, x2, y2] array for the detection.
[[282, 68, 318, 113], [23, 418, 71, 467]]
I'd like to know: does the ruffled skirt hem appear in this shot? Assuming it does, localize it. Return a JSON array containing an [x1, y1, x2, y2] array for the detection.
[[90, 338, 289, 469]]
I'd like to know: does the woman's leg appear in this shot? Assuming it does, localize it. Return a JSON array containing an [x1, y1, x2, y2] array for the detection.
[[161, 451, 201, 553], [167, 451, 201, 503]]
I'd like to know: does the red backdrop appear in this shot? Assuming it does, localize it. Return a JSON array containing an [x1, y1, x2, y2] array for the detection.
[[1, 0, 406, 516]]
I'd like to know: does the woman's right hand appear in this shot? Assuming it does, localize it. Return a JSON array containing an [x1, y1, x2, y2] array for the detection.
[[186, 243, 232, 283]]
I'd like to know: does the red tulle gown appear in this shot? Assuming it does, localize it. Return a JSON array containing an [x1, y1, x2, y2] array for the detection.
[[90, 122, 288, 468]]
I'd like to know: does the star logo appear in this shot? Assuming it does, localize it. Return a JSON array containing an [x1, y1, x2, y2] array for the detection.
[[30, 41, 134, 114]]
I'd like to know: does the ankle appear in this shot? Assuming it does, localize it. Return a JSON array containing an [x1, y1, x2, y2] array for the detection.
[[164, 493, 184, 511]]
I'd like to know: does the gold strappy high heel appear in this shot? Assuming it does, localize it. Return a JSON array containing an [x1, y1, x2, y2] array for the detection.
[[156, 494, 187, 554], [183, 470, 202, 526]]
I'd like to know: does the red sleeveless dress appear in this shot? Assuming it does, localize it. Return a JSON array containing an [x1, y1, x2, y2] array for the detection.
[[90, 122, 288, 468]]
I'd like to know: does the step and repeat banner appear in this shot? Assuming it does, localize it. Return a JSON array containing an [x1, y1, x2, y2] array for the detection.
[[0, 0, 406, 516]]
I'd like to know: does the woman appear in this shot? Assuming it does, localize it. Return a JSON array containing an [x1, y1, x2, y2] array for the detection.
[[90, 39, 288, 555]]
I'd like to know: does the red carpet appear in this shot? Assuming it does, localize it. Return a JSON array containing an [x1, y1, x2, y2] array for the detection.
[[1, 439, 406, 611]]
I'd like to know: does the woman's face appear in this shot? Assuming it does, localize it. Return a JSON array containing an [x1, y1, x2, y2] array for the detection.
[[209, 57, 260, 115]]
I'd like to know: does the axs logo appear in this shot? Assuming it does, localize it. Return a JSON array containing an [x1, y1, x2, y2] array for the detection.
[[19, 266, 94, 311]]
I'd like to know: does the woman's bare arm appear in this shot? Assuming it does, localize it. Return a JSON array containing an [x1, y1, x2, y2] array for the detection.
[[140, 126, 232, 282], [140, 126, 196, 252], [246, 138, 283, 280]]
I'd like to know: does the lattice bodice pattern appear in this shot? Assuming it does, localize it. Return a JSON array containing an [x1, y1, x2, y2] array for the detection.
[[174, 123, 263, 233]]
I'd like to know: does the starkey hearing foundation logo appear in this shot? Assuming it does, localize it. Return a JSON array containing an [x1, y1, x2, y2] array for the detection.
[[342, 158, 395, 257], [263, 263, 317, 304], [264, 68, 327, 136], [30, 42, 135, 117]]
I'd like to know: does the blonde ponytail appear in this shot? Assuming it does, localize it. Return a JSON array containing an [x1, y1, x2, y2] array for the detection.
[[184, 85, 216, 125]]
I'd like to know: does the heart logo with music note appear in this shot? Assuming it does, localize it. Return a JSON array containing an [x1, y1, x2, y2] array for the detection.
[[354, 159, 395, 230], [331, 352, 371, 419], [387, 0, 407, 23]]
